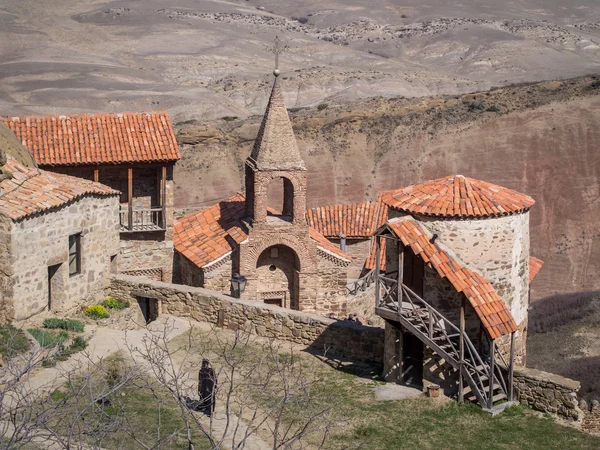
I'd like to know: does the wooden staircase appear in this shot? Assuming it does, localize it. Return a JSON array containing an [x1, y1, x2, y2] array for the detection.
[[375, 274, 513, 410]]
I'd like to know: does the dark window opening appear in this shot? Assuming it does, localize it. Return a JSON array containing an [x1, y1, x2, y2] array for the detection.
[[47, 264, 61, 311], [68, 234, 81, 276]]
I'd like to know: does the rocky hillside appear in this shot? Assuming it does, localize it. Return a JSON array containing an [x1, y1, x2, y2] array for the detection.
[[174, 76, 600, 300]]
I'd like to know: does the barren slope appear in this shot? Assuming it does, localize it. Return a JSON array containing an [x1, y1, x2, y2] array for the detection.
[[174, 77, 600, 300], [2, 0, 600, 118]]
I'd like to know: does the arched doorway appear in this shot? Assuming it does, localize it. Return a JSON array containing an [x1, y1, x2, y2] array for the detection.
[[256, 244, 300, 309]]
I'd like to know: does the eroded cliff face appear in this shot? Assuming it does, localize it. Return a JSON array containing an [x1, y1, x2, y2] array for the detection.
[[174, 77, 600, 300]]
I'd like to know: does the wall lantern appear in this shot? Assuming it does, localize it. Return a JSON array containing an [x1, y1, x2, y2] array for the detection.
[[230, 273, 247, 297]]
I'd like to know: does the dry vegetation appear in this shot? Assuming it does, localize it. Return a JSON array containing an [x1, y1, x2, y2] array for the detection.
[[528, 292, 600, 402]]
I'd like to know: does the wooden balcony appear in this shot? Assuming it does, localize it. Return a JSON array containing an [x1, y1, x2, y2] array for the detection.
[[120, 207, 165, 233]]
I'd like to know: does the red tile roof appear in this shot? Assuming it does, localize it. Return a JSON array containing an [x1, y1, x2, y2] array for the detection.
[[306, 201, 382, 238], [174, 193, 351, 269], [529, 256, 544, 284], [2, 112, 180, 166], [381, 175, 535, 218], [384, 217, 518, 339], [0, 159, 119, 220]]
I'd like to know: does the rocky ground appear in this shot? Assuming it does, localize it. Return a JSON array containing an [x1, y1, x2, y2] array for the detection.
[[2, 0, 600, 119]]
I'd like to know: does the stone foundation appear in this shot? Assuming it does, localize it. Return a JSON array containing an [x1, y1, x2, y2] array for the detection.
[[514, 367, 583, 420], [109, 275, 384, 362]]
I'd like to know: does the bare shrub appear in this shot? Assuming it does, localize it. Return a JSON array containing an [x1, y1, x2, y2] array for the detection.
[[563, 356, 600, 402]]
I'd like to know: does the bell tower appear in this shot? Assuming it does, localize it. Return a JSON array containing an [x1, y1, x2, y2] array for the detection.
[[244, 72, 307, 226]]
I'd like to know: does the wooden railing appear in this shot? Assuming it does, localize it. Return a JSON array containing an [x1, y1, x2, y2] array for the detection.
[[119, 207, 165, 232], [346, 269, 376, 295], [374, 270, 512, 409]]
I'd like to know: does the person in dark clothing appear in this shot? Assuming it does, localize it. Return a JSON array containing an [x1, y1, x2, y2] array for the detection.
[[198, 359, 217, 416]]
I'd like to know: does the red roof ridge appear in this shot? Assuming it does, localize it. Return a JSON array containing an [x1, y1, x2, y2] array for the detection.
[[2, 111, 181, 166], [381, 175, 535, 219], [0, 158, 120, 220], [5, 110, 170, 121], [174, 193, 352, 269]]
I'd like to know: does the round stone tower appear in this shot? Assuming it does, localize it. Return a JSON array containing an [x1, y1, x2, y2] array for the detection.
[[382, 175, 535, 362]]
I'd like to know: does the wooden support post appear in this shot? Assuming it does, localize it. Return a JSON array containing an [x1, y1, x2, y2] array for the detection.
[[93, 169, 99, 183], [375, 236, 381, 308], [508, 331, 515, 401], [459, 298, 465, 403], [127, 167, 133, 231], [397, 240, 404, 308], [161, 165, 167, 229], [488, 338, 495, 409], [428, 310, 433, 339]]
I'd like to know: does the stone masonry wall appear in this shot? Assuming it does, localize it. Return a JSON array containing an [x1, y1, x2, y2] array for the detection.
[[119, 166, 176, 281], [419, 213, 530, 327], [514, 367, 583, 421], [329, 238, 372, 279], [10, 195, 120, 320], [316, 255, 348, 315], [0, 214, 13, 323], [109, 275, 384, 363]]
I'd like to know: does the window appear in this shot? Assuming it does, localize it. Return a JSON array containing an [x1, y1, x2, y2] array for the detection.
[[68, 234, 81, 276]]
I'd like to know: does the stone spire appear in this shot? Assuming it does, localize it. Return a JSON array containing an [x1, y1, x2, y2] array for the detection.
[[247, 75, 306, 171]]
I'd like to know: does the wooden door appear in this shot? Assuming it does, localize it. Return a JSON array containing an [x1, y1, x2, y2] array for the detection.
[[402, 332, 424, 387], [403, 248, 424, 297]]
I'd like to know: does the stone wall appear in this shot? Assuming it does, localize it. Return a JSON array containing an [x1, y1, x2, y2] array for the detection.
[[0, 214, 13, 323], [346, 283, 382, 326], [117, 165, 176, 281], [514, 367, 583, 420], [316, 254, 348, 315], [329, 237, 371, 279], [10, 195, 120, 320], [109, 275, 384, 363], [419, 213, 530, 328]]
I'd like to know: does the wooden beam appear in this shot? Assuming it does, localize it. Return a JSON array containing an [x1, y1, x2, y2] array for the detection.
[[161, 165, 167, 229], [127, 167, 133, 231], [397, 240, 404, 307], [488, 338, 495, 409], [459, 298, 465, 403], [375, 236, 381, 308], [508, 331, 516, 401], [93, 169, 99, 183]]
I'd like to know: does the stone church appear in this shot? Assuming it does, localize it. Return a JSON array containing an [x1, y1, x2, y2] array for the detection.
[[174, 73, 353, 315]]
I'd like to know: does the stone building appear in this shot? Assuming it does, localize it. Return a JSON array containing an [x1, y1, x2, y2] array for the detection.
[[2, 112, 180, 281], [0, 150, 119, 322], [174, 74, 352, 315]]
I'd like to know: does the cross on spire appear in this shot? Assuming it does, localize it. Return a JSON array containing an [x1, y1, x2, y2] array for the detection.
[[266, 36, 289, 77]]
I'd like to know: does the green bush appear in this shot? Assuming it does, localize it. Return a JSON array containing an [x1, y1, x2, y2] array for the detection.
[[467, 101, 485, 111], [221, 116, 239, 122], [0, 323, 31, 356], [43, 318, 84, 333], [28, 328, 69, 348], [42, 336, 89, 368], [101, 297, 130, 311], [486, 105, 500, 112], [85, 305, 109, 320], [317, 103, 329, 111]]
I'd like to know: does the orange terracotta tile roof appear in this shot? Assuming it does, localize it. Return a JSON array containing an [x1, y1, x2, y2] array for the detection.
[[529, 256, 544, 284], [2, 111, 180, 166], [174, 193, 351, 269], [0, 158, 119, 221], [381, 175, 535, 218], [385, 217, 518, 339], [306, 201, 382, 238]]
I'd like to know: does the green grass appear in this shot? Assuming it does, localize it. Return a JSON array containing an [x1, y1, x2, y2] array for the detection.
[[43, 318, 85, 333], [42, 336, 89, 368], [169, 329, 600, 450], [47, 354, 211, 449], [101, 297, 130, 311], [0, 323, 31, 356], [27, 328, 69, 348]]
